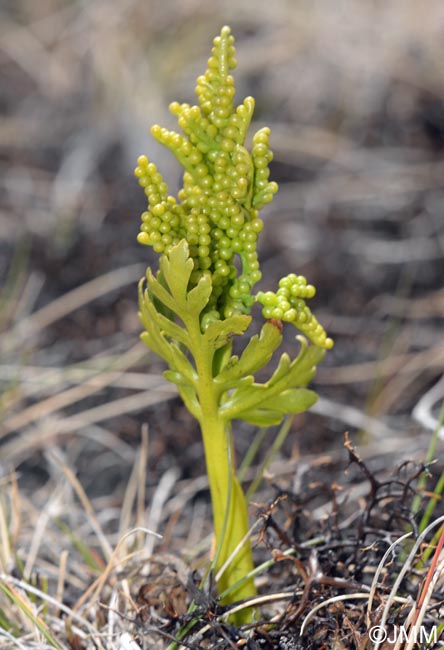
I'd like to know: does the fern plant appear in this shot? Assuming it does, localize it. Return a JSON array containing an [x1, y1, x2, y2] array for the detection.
[[134, 26, 333, 622]]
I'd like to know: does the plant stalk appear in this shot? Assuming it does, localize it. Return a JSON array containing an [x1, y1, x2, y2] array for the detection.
[[191, 334, 256, 621], [200, 415, 256, 620]]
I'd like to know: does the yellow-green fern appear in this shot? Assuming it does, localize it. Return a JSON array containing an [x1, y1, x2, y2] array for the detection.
[[135, 26, 333, 623]]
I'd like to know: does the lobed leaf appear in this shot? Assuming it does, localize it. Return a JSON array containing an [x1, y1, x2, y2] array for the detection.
[[139, 287, 176, 366], [148, 306, 191, 348], [215, 321, 282, 387], [235, 391, 318, 425], [203, 314, 251, 351], [187, 272, 213, 315], [164, 370, 201, 419], [159, 240, 194, 312], [236, 408, 284, 427], [267, 337, 325, 390], [260, 388, 318, 414], [161, 340, 198, 384], [146, 268, 179, 315], [139, 280, 198, 385], [219, 339, 325, 421]]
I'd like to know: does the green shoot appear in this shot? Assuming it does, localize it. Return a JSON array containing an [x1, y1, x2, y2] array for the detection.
[[135, 25, 332, 622]]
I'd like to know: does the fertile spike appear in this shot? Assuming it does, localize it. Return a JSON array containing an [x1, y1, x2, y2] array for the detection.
[[135, 26, 332, 347]]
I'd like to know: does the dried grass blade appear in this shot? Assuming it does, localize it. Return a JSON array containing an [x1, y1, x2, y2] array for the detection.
[[0, 582, 63, 650]]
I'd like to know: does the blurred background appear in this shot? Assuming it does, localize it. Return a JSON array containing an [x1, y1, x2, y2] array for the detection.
[[1, 0, 444, 493]]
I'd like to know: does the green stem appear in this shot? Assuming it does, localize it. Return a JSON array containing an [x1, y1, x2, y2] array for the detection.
[[412, 400, 444, 520], [188, 324, 256, 621], [199, 414, 256, 621]]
